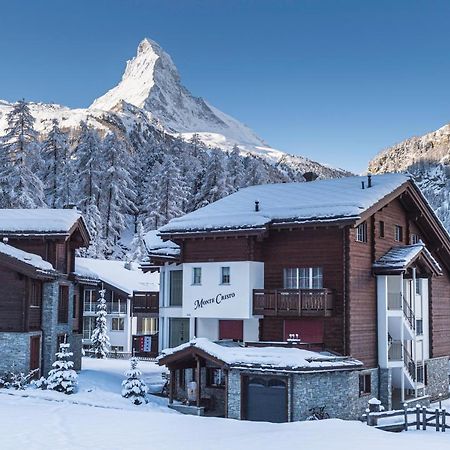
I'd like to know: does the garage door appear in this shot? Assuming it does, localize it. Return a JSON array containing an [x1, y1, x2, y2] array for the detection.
[[243, 376, 287, 423]]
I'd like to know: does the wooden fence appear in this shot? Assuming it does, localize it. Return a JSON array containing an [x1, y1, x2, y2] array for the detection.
[[364, 403, 450, 432]]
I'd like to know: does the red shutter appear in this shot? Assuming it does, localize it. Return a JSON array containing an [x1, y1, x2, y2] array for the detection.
[[219, 320, 243, 341], [283, 318, 324, 343]]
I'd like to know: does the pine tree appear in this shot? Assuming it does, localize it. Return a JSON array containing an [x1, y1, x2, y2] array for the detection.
[[73, 121, 102, 212], [46, 342, 78, 394], [227, 145, 246, 192], [80, 200, 105, 258], [146, 155, 187, 227], [0, 99, 45, 208], [100, 132, 136, 255], [128, 221, 147, 262], [41, 119, 72, 207], [195, 149, 230, 208], [121, 357, 148, 405], [90, 289, 110, 358]]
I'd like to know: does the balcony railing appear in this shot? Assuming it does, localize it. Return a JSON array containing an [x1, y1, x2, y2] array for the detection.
[[133, 293, 159, 314], [253, 288, 333, 317]]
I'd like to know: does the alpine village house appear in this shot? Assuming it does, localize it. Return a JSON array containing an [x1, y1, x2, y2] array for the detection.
[[146, 173, 450, 422], [0, 209, 90, 377]]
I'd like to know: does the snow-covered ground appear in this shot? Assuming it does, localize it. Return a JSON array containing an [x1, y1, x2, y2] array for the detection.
[[0, 358, 448, 450]]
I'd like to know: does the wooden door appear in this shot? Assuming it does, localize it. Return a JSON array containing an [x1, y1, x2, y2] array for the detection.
[[29, 336, 41, 377]]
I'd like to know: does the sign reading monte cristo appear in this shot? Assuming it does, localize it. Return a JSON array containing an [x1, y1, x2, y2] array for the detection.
[[193, 292, 236, 311]]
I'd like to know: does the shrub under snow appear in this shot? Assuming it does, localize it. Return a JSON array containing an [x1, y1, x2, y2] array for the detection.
[[47, 342, 78, 394], [122, 357, 148, 405]]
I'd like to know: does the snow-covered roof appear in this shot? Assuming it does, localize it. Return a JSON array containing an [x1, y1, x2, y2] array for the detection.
[[159, 174, 410, 234], [143, 230, 180, 259], [159, 338, 363, 372], [0, 209, 83, 234], [373, 242, 442, 274], [75, 258, 159, 295], [0, 242, 55, 273]]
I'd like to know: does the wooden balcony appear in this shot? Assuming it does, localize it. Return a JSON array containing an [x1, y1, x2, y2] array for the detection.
[[253, 288, 333, 317], [132, 292, 159, 314]]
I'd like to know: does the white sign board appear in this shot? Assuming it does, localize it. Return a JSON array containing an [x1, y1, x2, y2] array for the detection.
[[182, 261, 264, 319]]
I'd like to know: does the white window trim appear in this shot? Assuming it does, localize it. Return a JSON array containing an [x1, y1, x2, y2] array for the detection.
[[356, 222, 368, 243], [220, 266, 231, 285], [192, 267, 202, 285], [284, 267, 323, 289], [111, 317, 125, 332]]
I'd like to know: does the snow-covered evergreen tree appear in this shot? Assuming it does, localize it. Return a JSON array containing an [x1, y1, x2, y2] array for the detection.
[[100, 132, 136, 255], [227, 144, 246, 192], [195, 149, 231, 208], [0, 99, 45, 208], [146, 155, 187, 227], [81, 199, 105, 258], [127, 221, 147, 262], [73, 121, 103, 212], [121, 357, 148, 405], [41, 119, 72, 207], [90, 289, 110, 358], [46, 341, 78, 394]]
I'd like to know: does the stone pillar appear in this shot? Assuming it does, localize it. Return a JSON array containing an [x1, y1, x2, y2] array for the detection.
[[379, 368, 392, 411], [41, 281, 60, 376]]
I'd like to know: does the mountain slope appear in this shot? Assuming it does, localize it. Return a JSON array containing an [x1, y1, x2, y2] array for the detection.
[[368, 123, 450, 230]]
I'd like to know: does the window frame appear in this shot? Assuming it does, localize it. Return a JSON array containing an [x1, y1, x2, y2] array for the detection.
[[206, 367, 226, 389], [379, 220, 385, 238], [192, 267, 202, 286], [111, 317, 125, 332], [283, 267, 323, 290], [220, 266, 231, 285], [359, 373, 371, 396], [356, 222, 368, 243], [395, 225, 403, 242]]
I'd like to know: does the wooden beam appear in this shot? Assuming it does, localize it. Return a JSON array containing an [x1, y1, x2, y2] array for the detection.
[[169, 369, 175, 405], [196, 357, 201, 408]]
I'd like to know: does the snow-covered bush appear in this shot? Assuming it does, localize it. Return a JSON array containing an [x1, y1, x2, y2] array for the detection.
[[31, 376, 48, 390], [90, 289, 110, 358], [122, 357, 148, 405], [47, 343, 78, 394], [0, 368, 39, 390]]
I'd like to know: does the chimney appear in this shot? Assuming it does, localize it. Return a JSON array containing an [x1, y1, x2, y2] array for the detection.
[[367, 174, 372, 188], [255, 201, 260, 212], [361, 181, 365, 190]]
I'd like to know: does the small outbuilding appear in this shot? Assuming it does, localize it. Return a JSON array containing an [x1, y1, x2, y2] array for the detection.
[[158, 338, 371, 422]]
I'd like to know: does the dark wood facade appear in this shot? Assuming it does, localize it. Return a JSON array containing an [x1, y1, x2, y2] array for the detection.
[[164, 180, 450, 368]]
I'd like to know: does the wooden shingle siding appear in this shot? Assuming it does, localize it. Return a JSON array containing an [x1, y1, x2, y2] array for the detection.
[[429, 272, 450, 358]]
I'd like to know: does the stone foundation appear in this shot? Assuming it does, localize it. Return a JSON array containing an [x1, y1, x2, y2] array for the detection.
[[426, 356, 449, 400], [0, 331, 42, 374]]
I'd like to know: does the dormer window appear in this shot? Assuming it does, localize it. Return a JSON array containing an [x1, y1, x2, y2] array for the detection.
[[411, 233, 420, 244], [356, 222, 368, 243]]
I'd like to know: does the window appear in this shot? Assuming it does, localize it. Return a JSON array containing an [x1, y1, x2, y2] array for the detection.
[[83, 316, 96, 340], [192, 267, 202, 285], [206, 368, 225, 388], [30, 280, 42, 308], [169, 270, 183, 306], [416, 319, 423, 335], [411, 233, 420, 244], [356, 222, 368, 243], [83, 289, 96, 313], [111, 345, 124, 352], [112, 317, 125, 331], [58, 285, 69, 324], [395, 225, 403, 242], [220, 266, 231, 285], [140, 317, 158, 335], [359, 373, 371, 396], [110, 295, 127, 314], [57, 334, 67, 349], [379, 220, 385, 238], [417, 364, 425, 384], [169, 318, 190, 347], [415, 278, 422, 295], [283, 267, 323, 289]]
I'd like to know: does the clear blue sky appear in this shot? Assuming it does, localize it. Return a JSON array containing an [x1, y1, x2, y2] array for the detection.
[[1, 0, 450, 173]]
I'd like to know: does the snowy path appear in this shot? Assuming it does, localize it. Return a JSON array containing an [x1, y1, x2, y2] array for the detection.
[[0, 358, 449, 450]]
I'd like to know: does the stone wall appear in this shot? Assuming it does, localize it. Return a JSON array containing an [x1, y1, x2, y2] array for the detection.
[[0, 331, 41, 374], [426, 356, 449, 400], [227, 367, 378, 421], [42, 280, 80, 375], [378, 368, 392, 411]]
